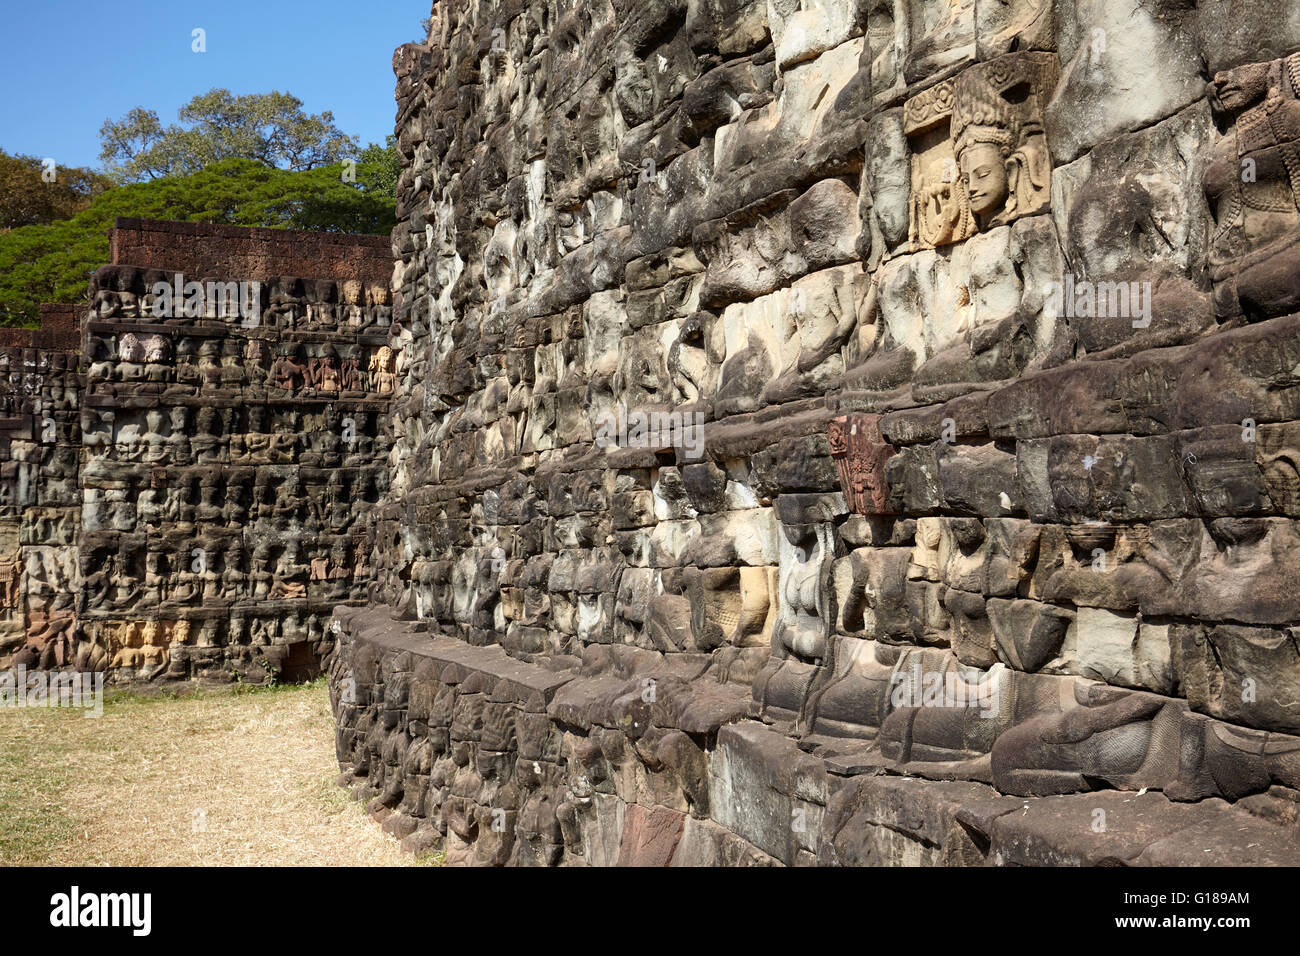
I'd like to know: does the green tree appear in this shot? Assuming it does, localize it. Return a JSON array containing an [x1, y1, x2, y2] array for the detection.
[[0, 156, 396, 328], [0, 151, 112, 229], [357, 135, 401, 201], [99, 89, 359, 183]]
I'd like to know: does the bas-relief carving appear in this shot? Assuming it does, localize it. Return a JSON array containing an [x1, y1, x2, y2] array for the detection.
[[26, 0, 1300, 867], [713, 266, 867, 414], [0, 559, 20, 608], [370, 346, 399, 395], [828, 413, 896, 514], [869, 664, 1300, 803], [1205, 51, 1300, 320], [751, 512, 838, 725], [905, 52, 1057, 250], [97, 619, 189, 677], [28, 265, 392, 683]]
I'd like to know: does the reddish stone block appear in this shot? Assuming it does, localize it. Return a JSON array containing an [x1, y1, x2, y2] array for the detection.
[[617, 803, 685, 867], [827, 413, 896, 514]]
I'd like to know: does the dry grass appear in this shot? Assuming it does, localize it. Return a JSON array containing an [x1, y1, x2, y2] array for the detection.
[[0, 679, 418, 866]]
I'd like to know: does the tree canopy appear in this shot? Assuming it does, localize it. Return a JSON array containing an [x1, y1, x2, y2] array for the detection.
[[357, 135, 401, 201], [0, 151, 112, 229], [99, 89, 359, 183]]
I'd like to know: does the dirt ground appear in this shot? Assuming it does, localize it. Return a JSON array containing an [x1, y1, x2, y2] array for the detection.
[[0, 679, 419, 866]]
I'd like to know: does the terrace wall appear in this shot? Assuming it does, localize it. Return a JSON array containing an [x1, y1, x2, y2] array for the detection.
[[328, 0, 1300, 865]]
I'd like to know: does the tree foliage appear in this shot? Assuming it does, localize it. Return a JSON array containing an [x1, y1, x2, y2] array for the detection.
[[99, 89, 359, 183], [0, 152, 396, 328], [0, 151, 111, 229], [357, 135, 401, 200]]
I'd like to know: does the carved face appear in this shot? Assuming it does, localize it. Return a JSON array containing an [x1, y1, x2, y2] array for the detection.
[[827, 419, 848, 456], [1210, 62, 1271, 114], [143, 335, 169, 363], [960, 143, 1009, 217], [119, 334, 146, 363], [115, 268, 139, 294]]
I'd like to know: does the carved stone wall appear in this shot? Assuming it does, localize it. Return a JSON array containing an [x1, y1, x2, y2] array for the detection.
[[0, 307, 83, 670], [329, 0, 1300, 865], [0, 218, 396, 685]]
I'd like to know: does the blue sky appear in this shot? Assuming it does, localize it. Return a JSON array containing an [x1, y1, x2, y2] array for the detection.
[[0, 0, 426, 170]]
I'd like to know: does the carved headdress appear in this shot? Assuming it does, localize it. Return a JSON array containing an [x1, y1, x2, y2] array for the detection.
[[951, 70, 1019, 162], [947, 58, 1054, 226]]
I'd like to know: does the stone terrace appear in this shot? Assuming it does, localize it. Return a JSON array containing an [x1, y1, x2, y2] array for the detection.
[[326, 0, 1300, 866]]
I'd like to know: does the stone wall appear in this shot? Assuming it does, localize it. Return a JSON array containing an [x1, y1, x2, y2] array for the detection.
[[109, 218, 393, 285], [0, 217, 397, 684], [0, 307, 82, 669], [329, 0, 1300, 865], [73, 224, 396, 683]]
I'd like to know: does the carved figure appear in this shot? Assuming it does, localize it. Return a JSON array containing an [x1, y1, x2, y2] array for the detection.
[[828, 414, 896, 514], [1205, 52, 1300, 319]]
